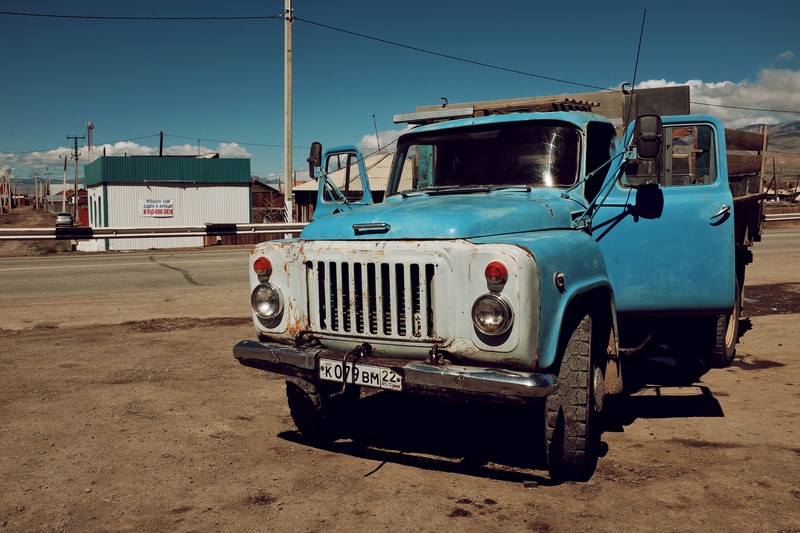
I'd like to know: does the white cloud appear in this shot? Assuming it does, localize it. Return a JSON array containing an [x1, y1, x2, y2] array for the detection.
[[357, 125, 412, 154], [778, 50, 794, 61], [0, 141, 253, 180], [636, 68, 800, 128], [217, 142, 250, 158]]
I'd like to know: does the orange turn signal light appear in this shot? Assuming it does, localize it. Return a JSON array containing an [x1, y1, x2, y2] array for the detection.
[[485, 261, 508, 286]]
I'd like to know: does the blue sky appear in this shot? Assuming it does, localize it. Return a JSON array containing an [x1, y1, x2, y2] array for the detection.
[[1, 0, 799, 188]]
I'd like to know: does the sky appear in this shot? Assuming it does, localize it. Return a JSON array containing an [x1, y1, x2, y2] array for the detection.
[[1, 0, 799, 190]]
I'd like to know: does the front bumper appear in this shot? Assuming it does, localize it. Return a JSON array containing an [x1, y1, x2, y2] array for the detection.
[[233, 339, 557, 404]]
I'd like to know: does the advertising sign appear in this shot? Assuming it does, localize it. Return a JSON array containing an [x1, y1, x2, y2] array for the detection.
[[140, 199, 174, 218]]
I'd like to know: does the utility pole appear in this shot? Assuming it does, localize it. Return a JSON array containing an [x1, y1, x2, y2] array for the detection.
[[284, 0, 294, 223], [61, 154, 68, 212], [45, 168, 52, 211], [3, 168, 13, 212], [86, 122, 95, 163], [67, 134, 85, 221]]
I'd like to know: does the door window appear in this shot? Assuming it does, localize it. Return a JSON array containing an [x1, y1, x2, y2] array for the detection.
[[622, 125, 717, 187], [323, 151, 364, 202]]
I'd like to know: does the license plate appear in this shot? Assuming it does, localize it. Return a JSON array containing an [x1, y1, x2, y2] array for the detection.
[[318, 358, 403, 391]]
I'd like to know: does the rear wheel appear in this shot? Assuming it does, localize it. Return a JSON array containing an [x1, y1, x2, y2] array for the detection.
[[544, 313, 604, 481], [703, 280, 740, 368]]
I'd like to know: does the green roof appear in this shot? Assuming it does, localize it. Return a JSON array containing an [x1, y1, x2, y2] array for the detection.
[[84, 156, 251, 186]]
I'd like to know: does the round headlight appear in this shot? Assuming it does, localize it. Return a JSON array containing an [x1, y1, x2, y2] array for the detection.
[[252, 283, 283, 320], [471, 293, 513, 336]]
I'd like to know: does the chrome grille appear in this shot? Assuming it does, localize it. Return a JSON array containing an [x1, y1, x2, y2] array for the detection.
[[308, 260, 437, 339]]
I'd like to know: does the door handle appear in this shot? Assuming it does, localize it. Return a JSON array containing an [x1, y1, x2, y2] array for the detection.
[[353, 222, 391, 235], [710, 205, 730, 219]]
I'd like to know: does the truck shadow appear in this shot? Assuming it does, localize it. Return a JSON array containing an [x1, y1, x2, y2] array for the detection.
[[604, 338, 726, 431], [280, 394, 555, 485], [279, 336, 731, 482]]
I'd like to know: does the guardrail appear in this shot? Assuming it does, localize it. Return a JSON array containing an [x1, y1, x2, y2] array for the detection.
[[765, 213, 800, 222], [0, 214, 795, 241], [0, 222, 309, 241]]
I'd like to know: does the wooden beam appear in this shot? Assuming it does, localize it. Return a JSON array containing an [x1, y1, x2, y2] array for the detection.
[[724, 129, 764, 152]]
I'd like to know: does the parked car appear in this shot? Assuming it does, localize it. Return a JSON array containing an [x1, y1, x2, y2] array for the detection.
[[55, 212, 73, 226]]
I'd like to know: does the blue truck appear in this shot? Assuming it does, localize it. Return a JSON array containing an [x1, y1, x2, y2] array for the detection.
[[233, 90, 767, 480]]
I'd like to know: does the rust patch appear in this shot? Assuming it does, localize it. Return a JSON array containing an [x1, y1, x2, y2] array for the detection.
[[285, 311, 307, 338]]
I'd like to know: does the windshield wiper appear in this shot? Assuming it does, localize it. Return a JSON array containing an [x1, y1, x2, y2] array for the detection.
[[488, 185, 532, 193], [401, 185, 492, 197], [400, 184, 532, 197], [427, 186, 492, 196]]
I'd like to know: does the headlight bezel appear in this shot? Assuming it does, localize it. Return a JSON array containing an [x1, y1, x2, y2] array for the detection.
[[471, 293, 514, 336], [251, 283, 284, 321]]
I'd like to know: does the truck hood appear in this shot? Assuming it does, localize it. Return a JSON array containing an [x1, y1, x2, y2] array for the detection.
[[300, 191, 580, 240]]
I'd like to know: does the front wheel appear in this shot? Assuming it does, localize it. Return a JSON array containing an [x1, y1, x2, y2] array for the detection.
[[286, 379, 331, 441], [285, 379, 360, 441], [544, 313, 605, 481]]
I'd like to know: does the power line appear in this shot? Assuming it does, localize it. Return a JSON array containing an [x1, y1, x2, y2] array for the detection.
[[163, 134, 300, 149], [1, 135, 160, 155], [295, 17, 611, 92], [691, 101, 800, 115], [2, 133, 311, 159], [0, 10, 281, 21], [3, 10, 799, 116]]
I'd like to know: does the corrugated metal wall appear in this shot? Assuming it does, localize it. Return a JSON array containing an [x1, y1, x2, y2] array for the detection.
[[85, 157, 251, 185], [95, 183, 250, 251]]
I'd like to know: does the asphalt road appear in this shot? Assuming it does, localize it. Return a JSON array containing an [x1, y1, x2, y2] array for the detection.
[[746, 228, 800, 285], [0, 248, 252, 330], [1, 229, 797, 329]]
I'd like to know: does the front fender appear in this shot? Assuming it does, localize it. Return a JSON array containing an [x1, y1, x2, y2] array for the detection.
[[474, 229, 615, 370]]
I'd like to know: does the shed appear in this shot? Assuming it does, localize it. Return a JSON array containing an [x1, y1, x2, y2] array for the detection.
[[82, 155, 251, 251]]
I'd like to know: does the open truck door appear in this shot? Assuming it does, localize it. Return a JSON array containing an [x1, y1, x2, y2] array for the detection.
[[308, 144, 374, 219], [594, 116, 736, 318]]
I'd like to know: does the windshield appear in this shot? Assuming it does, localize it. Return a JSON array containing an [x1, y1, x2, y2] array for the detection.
[[390, 122, 581, 194]]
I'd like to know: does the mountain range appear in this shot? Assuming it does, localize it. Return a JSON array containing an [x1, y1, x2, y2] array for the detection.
[[744, 121, 800, 183]]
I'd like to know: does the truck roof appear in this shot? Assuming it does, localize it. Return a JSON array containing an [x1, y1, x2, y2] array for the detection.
[[399, 110, 616, 136]]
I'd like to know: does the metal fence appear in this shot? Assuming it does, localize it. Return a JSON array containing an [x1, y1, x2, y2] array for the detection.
[[0, 223, 308, 241], [0, 215, 796, 242], [765, 213, 800, 222]]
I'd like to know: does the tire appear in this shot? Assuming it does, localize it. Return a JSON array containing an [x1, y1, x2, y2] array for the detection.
[[285, 379, 360, 441], [286, 379, 332, 441], [703, 280, 740, 368], [544, 313, 604, 481]]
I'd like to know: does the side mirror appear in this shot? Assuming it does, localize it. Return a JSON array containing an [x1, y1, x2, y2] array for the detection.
[[634, 115, 663, 160], [307, 142, 323, 181]]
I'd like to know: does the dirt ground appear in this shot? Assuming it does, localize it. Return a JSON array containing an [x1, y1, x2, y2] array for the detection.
[[0, 207, 72, 257], [2, 207, 800, 532]]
